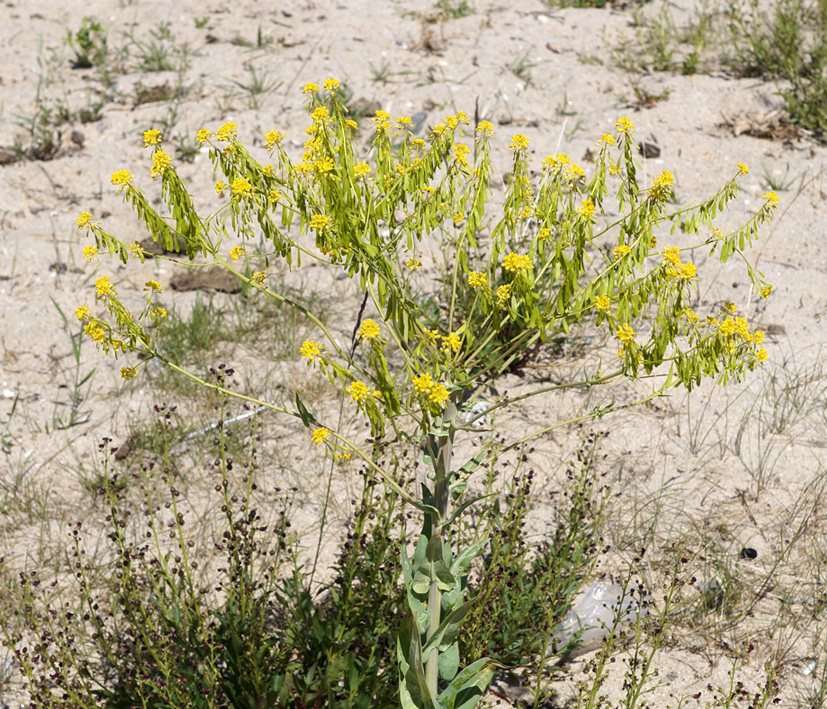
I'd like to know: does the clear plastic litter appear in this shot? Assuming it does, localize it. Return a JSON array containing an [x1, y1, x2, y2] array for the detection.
[[551, 581, 648, 658]]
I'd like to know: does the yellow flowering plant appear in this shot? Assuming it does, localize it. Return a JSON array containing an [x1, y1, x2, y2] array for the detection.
[[76, 81, 775, 708]]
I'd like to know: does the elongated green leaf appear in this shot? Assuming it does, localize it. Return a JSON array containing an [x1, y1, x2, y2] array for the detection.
[[421, 597, 477, 655], [439, 657, 496, 709]]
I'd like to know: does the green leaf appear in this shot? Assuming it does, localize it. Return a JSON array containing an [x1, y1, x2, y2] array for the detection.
[[438, 642, 460, 682], [421, 597, 478, 655], [439, 657, 496, 709], [294, 393, 316, 427]]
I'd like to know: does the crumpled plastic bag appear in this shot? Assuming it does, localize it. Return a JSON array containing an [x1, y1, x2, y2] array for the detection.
[[550, 581, 647, 658]]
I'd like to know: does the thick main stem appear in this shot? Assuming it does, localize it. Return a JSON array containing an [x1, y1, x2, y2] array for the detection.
[[424, 406, 455, 699]]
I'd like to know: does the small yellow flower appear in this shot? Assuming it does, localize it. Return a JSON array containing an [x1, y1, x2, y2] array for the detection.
[[345, 119, 358, 131], [262, 164, 275, 176], [510, 134, 529, 151], [152, 307, 167, 320], [576, 199, 595, 218], [753, 330, 765, 344], [75, 305, 90, 321], [120, 367, 137, 380], [760, 284, 773, 298], [616, 323, 635, 346], [145, 280, 162, 294], [110, 170, 133, 187], [397, 115, 412, 128], [608, 162, 620, 176], [663, 246, 681, 267], [755, 348, 768, 364], [215, 180, 225, 194], [251, 271, 266, 285], [763, 190, 780, 206], [406, 258, 421, 271], [300, 340, 323, 364], [302, 82, 319, 94], [76, 212, 93, 228], [413, 373, 435, 395], [315, 157, 335, 176], [95, 276, 114, 297], [724, 302, 737, 313], [311, 428, 330, 445], [538, 228, 550, 241], [737, 162, 749, 175], [358, 319, 381, 341], [323, 77, 340, 92], [310, 214, 331, 232], [594, 295, 611, 311], [718, 319, 736, 337], [142, 129, 162, 147], [268, 189, 281, 203], [613, 244, 632, 260], [427, 384, 450, 408], [231, 176, 254, 198], [347, 381, 376, 403], [496, 284, 511, 307], [229, 246, 244, 260], [676, 262, 696, 280], [411, 138, 426, 148], [264, 130, 284, 149], [476, 120, 494, 137], [312, 106, 331, 125], [468, 271, 487, 290], [215, 122, 237, 142], [127, 242, 142, 258], [151, 150, 172, 179], [424, 329, 440, 342], [650, 170, 674, 200], [85, 321, 106, 343], [443, 332, 461, 354], [82, 245, 99, 262], [453, 212, 465, 227], [615, 116, 634, 134], [196, 128, 210, 145], [597, 133, 616, 147], [503, 253, 533, 274]]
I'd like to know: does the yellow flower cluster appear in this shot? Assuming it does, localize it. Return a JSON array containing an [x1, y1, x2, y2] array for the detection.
[[503, 252, 532, 274], [468, 271, 487, 290], [310, 214, 331, 232], [760, 284, 773, 298], [251, 271, 266, 285], [151, 307, 167, 321], [737, 162, 749, 175], [476, 120, 494, 137], [82, 245, 99, 261], [452, 143, 471, 167], [616, 323, 635, 346], [302, 82, 319, 94], [347, 381, 379, 403], [537, 228, 550, 241], [121, 367, 137, 380], [616, 116, 634, 134], [215, 122, 238, 142], [496, 284, 511, 307], [143, 129, 162, 147], [663, 246, 696, 281], [649, 170, 674, 201], [406, 258, 421, 271], [358, 319, 381, 341], [510, 134, 529, 151], [95, 276, 114, 297], [613, 244, 631, 260], [412, 373, 450, 408], [597, 133, 616, 147], [264, 130, 284, 149], [594, 295, 611, 311], [763, 190, 780, 207], [323, 77, 340, 91], [231, 176, 253, 198], [442, 332, 461, 354], [373, 110, 392, 134], [576, 199, 595, 218], [229, 246, 244, 261], [300, 340, 323, 364], [110, 170, 133, 187], [85, 321, 106, 343], [145, 280, 162, 294], [311, 427, 330, 445], [196, 128, 210, 145], [353, 162, 371, 180], [151, 150, 172, 179], [75, 305, 90, 321], [76, 211, 93, 228], [268, 189, 280, 203]]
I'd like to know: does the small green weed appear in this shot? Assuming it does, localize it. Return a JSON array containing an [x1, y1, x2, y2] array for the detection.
[[65, 17, 109, 69]]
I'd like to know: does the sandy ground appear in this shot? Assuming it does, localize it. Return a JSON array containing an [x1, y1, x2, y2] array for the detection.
[[1, 0, 826, 706]]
